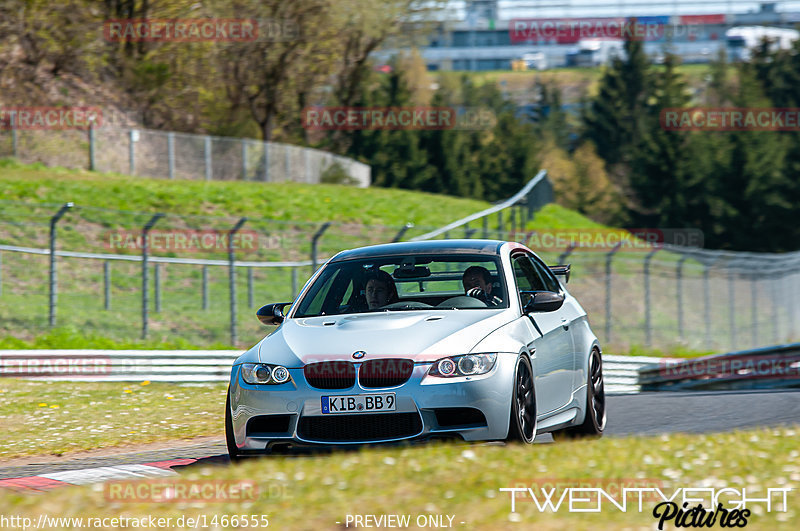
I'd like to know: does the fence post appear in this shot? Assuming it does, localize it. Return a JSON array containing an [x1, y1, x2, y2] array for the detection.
[[291, 267, 298, 299], [204, 136, 213, 181], [285, 145, 290, 181], [677, 256, 687, 342], [242, 140, 248, 180], [728, 261, 736, 351], [497, 210, 503, 238], [557, 244, 575, 266], [644, 248, 660, 347], [88, 120, 96, 171], [11, 120, 18, 158], [305, 149, 311, 183], [788, 266, 798, 341], [751, 273, 758, 348], [482, 216, 488, 239], [104, 260, 111, 310], [311, 222, 331, 273], [167, 132, 175, 180], [141, 213, 164, 339], [703, 260, 714, 350], [247, 267, 254, 309], [129, 129, 136, 175], [510, 207, 517, 239], [202, 265, 209, 310], [154, 263, 161, 313], [771, 269, 780, 344], [392, 223, 414, 243], [263, 142, 270, 182], [49, 203, 73, 327], [229, 218, 248, 346], [604, 242, 622, 344]]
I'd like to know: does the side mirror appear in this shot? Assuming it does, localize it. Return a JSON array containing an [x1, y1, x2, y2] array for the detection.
[[257, 303, 291, 326], [522, 291, 565, 313]]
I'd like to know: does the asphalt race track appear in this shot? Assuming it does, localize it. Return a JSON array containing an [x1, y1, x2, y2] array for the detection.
[[1, 390, 799, 484], [605, 389, 800, 436]]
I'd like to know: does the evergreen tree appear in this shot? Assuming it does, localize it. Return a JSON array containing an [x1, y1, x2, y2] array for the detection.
[[583, 38, 651, 166]]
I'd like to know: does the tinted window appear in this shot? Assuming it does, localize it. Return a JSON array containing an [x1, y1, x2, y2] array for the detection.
[[293, 254, 508, 317]]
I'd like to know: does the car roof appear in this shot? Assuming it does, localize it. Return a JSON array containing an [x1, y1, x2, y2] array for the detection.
[[329, 239, 507, 263]]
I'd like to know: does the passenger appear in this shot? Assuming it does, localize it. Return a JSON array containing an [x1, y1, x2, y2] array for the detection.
[[365, 270, 399, 309], [462, 266, 502, 307]]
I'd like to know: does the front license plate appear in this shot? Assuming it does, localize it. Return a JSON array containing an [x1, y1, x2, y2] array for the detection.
[[321, 393, 396, 414]]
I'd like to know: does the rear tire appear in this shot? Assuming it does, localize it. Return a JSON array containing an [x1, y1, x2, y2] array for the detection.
[[553, 348, 606, 440], [506, 355, 536, 444], [225, 388, 241, 462]]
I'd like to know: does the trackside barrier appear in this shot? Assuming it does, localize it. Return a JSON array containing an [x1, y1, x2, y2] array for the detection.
[[0, 350, 241, 382], [0, 350, 663, 393], [602, 354, 669, 395], [639, 342, 800, 391], [410, 170, 550, 242]]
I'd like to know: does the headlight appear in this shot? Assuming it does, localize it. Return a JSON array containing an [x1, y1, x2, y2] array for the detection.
[[428, 354, 497, 377], [241, 363, 292, 385]]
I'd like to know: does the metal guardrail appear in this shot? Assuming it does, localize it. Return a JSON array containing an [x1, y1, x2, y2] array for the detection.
[[0, 350, 240, 382], [639, 342, 800, 391], [0, 350, 664, 394], [410, 169, 549, 241], [603, 354, 668, 395]]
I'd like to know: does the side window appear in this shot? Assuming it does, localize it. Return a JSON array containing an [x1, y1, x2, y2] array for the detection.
[[529, 255, 562, 293], [512, 254, 546, 307]]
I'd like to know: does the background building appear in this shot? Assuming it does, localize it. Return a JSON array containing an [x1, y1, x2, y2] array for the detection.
[[412, 1, 800, 70]]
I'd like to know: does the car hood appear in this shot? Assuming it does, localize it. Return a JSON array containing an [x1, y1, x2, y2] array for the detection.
[[257, 310, 513, 366]]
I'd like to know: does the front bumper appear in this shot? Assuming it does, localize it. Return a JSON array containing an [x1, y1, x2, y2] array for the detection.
[[228, 354, 518, 450]]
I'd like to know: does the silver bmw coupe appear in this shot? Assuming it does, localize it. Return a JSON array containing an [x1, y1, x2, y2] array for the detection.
[[225, 240, 605, 457]]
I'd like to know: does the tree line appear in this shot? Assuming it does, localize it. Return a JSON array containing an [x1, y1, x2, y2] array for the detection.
[[1, 2, 798, 250]]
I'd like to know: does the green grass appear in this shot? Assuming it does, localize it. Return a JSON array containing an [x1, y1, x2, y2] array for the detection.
[[0, 158, 491, 227], [0, 159, 607, 349], [0, 425, 797, 529], [0, 379, 227, 459]]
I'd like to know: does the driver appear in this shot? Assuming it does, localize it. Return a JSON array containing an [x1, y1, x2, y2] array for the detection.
[[365, 269, 399, 309], [462, 266, 502, 307]]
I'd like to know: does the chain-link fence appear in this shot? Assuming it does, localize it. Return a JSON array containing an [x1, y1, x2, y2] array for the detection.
[[1, 171, 797, 353], [0, 200, 442, 349], [0, 125, 370, 186]]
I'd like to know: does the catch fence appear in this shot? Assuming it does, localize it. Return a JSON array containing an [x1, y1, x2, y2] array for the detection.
[[1, 171, 798, 352]]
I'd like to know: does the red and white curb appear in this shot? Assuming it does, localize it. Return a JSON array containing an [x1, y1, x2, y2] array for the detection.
[[0, 459, 199, 493]]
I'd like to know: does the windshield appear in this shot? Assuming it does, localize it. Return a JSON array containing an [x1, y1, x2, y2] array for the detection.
[[293, 254, 508, 317]]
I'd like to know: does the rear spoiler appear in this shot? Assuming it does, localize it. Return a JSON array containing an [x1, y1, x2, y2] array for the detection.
[[549, 264, 571, 283]]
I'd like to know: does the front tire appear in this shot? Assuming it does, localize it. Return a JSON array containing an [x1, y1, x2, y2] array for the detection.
[[554, 348, 606, 440], [506, 355, 536, 443], [225, 388, 241, 462]]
